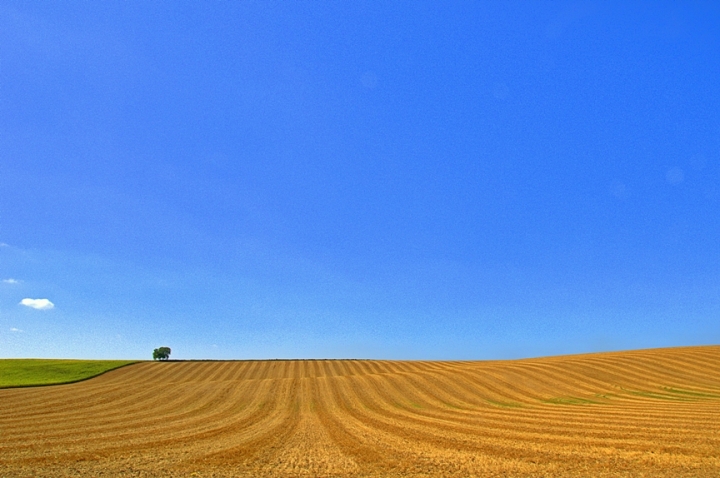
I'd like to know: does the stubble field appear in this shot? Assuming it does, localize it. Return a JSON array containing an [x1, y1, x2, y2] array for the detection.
[[1, 345, 719, 477]]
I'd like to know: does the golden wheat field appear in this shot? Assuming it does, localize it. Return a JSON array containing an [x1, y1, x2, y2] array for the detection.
[[1, 346, 719, 477]]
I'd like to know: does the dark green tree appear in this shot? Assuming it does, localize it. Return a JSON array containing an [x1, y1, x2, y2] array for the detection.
[[153, 346, 171, 361]]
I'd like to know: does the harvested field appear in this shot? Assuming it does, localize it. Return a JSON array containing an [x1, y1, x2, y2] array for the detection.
[[1, 346, 719, 477]]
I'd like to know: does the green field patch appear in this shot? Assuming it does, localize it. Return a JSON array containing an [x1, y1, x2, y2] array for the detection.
[[542, 396, 598, 405], [486, 399, 523, 408], [0, 359, 138, 388], [661, 387, 720, 399], [625, 389, 691, 401], [593, 393, 618, 400]]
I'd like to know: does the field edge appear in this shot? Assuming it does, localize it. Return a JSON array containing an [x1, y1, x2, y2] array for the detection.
[[0, 359, 141, 389]]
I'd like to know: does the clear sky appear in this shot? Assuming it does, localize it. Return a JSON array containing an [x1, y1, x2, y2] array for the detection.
[[1, 1, 719, 360]]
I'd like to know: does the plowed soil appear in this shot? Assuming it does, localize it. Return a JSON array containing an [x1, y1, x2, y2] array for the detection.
[[1, 346, 719, 477]]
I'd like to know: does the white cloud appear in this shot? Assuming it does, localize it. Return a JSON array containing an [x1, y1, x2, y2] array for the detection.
[[0, 243, 8, 247], [19, 298, 54, 310], [10, 327, 23, 333], [3, 278, 20, 284]]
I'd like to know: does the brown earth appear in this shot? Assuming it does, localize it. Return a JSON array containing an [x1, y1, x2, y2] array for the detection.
[[1, 345, 719, 477]]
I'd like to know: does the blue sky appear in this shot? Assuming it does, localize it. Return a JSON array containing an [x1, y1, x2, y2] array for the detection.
[[1, 1, 719, 360]]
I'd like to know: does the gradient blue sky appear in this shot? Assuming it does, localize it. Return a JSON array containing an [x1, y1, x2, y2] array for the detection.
[[1, 1, 719, 360]]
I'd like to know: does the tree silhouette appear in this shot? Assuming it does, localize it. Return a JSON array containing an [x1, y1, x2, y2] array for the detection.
[[153, 347, 171, 361]]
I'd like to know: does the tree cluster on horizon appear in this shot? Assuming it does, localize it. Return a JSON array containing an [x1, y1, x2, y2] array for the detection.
[[153, 347, 171, 361]]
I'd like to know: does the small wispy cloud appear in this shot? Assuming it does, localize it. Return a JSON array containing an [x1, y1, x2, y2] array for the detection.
[[3, 278, 21, 284], [0, 242, 8, 247], [19, 298, 54, 310], [10, 327, 23, 333]]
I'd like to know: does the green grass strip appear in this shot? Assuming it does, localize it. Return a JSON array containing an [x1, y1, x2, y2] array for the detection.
[[626, 389, 691, 401], [486, 399, 524, 408], [0, 359, 138, 389], [542, 396, 599, 405], [661, 387, 720, 399]]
